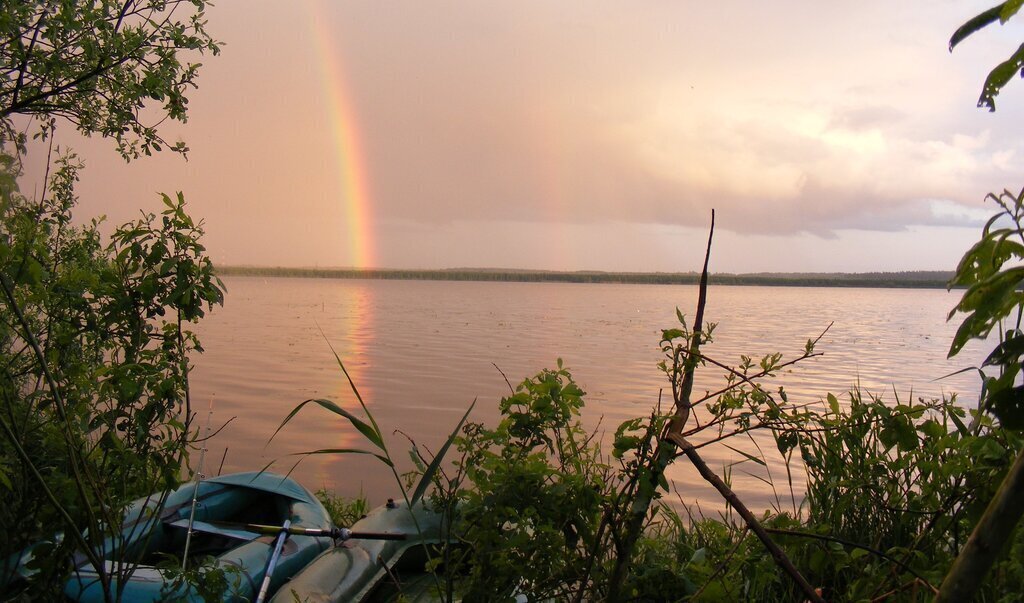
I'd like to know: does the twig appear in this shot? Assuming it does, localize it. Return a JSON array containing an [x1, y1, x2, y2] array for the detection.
[[690, 526, 750, 600], [492, 362, 515, 394], [671, 433, 825, 603], [669, 209, 716, 427], [196, 415, 236, 442], [689, 322, 832, 406], [763, 528, 938, 592]]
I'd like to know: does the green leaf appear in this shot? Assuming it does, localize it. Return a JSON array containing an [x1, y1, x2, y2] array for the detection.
[[410, 399, 476, 505], [776, 431, 798, 456], [827, 393, 840, 415], [988, 385, 1024, 429], [895, 418, 919, 451], [985, 333, 1024, 366], [949, 266, 1024, 356], [661, 328, 685, 341], [978, 42, 1024, 111], [14, 256, 45, 285], [918, 419, 946, 440], [408, 447, 427, 473], [1001, 0, 1024, 23], [949, 408, 970, 436], [950, 4, 1004, 51]]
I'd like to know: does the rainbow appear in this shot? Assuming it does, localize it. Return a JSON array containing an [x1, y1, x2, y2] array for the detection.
[[309, 3, 375, 268]]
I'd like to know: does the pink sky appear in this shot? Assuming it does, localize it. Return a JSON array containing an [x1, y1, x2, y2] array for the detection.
[[20, 1, 1024, 272]]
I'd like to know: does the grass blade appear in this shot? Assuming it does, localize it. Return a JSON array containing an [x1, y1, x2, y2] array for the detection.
[[319, 332, 384, 441], [741, 470, 773, 487], [723, 443, 767, 467], [410, 399, 476, 505], [268, 398, 385, 452], [290, 448, 394, 468]]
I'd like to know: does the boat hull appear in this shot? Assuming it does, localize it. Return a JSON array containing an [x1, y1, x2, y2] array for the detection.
[[60, 472, 333, 602], [271, 500, 448, 603]]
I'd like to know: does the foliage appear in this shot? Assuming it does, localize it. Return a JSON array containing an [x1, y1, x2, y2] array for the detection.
[[948, 187, 1024, 428], [791, 392, 1023, 601], [422, 364, 1024, 601], [936, 186, 1024, 600], [315, 488, 369, 528], [950, 1, 1024, 111], [0, 0, 224, 596], [155, 554, 243, 602], [0, 151, 223, 600], [290, 279, 1024, 602], [0, 0, 220, 158], [446, 362, 612, 601]]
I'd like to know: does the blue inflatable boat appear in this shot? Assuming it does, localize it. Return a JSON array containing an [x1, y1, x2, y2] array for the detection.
[[14, 472, 334, 602]]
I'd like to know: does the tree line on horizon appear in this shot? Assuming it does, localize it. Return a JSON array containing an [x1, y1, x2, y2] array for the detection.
[[216, 265, 957, 289]]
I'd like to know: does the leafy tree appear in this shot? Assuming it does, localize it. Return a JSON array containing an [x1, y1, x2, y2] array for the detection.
[[0, 0, 220, 158], [0, 1, 221, 599], [0, 153, 223, 599]]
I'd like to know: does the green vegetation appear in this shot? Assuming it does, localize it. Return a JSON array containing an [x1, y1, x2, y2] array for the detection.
[[288, 197, 1024, 602], [219, 265, 956, 289], [0, 1, 221, 601], [933, 186, 1024, 601], [1, 1, 1022, 601], [0, 154, 223, 600], [315, 488, 370, 528], [949, 1, 1024, 111], [299, 264, 1024, 600], [0, 0, 219, 159], [277, 9, 1024, 601]]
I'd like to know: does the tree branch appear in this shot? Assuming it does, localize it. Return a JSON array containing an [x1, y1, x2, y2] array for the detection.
[[670, 433, 825, 603]]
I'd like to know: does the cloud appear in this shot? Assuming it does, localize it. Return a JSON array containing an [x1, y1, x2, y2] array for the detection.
[[24, 0, 1024, 271], [319, 1, 1023, 239]]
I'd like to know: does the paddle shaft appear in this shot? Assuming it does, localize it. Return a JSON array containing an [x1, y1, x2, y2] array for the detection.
[[255, 520, 290, 603], [208, 520, 407, 541]]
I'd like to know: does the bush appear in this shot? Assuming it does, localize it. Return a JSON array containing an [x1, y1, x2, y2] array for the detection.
[[0, 152, 223, 599]]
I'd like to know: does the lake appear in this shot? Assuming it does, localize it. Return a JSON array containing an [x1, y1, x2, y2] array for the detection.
[[189, 276, 989, 513]]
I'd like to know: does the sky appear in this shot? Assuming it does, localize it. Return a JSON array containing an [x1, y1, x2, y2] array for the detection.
[[19, 0, 1024, 273]]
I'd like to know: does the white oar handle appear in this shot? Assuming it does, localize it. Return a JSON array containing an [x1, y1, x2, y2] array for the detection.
[[255, 519, 291, 603]]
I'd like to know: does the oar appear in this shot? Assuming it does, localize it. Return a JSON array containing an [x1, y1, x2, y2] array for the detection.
[[255, 519, 290, 603], [207, 520, 408, 541]]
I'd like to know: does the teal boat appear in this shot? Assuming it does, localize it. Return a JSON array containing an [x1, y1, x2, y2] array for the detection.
[[12, 472, 334, 602], [270, 499, 451, 603]]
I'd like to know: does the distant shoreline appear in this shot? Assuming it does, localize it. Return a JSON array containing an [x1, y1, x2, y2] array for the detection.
[[217, 266, 956, 289]]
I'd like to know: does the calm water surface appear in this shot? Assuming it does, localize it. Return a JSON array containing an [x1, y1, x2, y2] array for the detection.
[[189, 276, 988, 512]]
